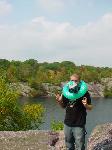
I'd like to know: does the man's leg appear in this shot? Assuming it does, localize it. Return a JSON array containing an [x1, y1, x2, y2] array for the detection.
[[64, 124, 75, 150], [72, 127, 85, 150]]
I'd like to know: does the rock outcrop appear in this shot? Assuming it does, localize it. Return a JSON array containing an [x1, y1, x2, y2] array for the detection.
[[87, 123, 112, 150], [43, 82, 105, 98], [42, 83, 61, 97], [101, 78, 112, 89], [9, 82, 36, 97], [1, 123, 112, 150], [0, 130, 66, 150], [9, 78, 112, 98], [87, 83, 104, 97]]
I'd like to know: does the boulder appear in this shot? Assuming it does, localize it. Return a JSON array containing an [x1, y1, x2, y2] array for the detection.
[[9, 82, 36, 97], [0, 130, 66, 150], [87, 123, 112, 150]]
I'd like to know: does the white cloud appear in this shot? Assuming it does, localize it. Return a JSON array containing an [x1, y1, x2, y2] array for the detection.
[[38, 0, 64, 11], [0, 13, 112, 67], [0, 0, 12, 16]]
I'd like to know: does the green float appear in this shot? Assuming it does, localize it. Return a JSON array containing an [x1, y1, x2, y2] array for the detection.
[[62, 80, 88, 101]]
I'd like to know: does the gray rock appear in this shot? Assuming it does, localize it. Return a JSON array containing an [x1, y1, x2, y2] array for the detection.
[[101, 78, 112, 89], [0, 130, 66, 150], [87, 83, 104, 97], [9, 77, 112, 98], [10, 82, 35, 97], [1, 123, 112, 150], [87, 123, 112, 150]]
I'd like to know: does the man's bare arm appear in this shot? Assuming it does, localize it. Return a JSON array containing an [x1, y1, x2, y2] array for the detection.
[[82, 97, 93, 110], [55, 94, 66, 108]]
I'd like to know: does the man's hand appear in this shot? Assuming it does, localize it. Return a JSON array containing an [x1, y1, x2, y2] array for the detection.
[[55, 94, 65, 108], [55, 94, 62, 103], [82, 97, 93, 110], [82, 97, 88, 107]]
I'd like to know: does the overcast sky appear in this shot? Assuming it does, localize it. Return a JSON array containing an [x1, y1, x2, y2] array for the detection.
[[0, 0, 112, 67]]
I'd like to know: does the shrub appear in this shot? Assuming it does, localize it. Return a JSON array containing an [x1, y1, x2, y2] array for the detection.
[[51, 120, 64, 131], [104, 87, 112, 98], [23, 104, 45, 130], [0, 77, 44, 131]]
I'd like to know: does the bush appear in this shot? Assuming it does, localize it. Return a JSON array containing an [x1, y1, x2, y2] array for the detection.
[[51, 120, 64, 131], [104, 87, 112, 98], [0, 77, 44, 131], [28, 79, 47, 97], [23, 104, 45, 130]]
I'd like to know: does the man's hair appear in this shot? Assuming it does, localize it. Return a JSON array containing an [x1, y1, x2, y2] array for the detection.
[[70, 74, 80, 80]]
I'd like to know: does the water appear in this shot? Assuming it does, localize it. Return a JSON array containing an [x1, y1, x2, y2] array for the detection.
[[20, 97, 112, 139]]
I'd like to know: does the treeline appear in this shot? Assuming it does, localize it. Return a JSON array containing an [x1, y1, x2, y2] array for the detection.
[[0, 59, 112, 85]]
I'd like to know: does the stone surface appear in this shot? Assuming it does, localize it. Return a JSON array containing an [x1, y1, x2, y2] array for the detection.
[[1, 123, 112, 150], [87, 123, 112, 150], [43, 82, 105, 98], [0, 130, 66, 150], [9, 78, 112, 98], [101, 78, 112, 89], [10, 82, 36, 97], [87, 83, 104, 97]]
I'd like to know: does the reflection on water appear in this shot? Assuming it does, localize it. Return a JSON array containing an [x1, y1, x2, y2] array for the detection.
[[20, 97, 112, 139]]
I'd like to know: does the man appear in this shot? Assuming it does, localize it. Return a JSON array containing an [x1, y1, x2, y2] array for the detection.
[[56, 74, 93, 150]]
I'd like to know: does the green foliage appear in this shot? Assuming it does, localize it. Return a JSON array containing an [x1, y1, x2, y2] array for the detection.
[[0, 77, 22, 130], [104, 87, 112, 98], [0, 59, 10, 69], [23, 104, 45, 130], [51, 120, 64, 131], [42, 62, 60, 70], [0, 59, 112, 84], [6, 64, 18, 82], [0, 59, 112, 95], [0, 77, 44, 131], [28, 78, 47, 97]]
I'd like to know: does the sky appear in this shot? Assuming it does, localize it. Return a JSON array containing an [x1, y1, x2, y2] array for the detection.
[[0, 0, 112, 67]]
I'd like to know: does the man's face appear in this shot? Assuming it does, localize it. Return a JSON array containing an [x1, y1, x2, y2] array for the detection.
[[70, 76, 79, 84], [69, 76, 80, 93]]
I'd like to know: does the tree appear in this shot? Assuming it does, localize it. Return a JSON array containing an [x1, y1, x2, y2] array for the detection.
[[0, 59, 10, 69], [7, 65, 18, 82]]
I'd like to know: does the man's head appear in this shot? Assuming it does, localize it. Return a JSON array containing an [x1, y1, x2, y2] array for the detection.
[[70, 74, 80, 84], [69, 74, 80, 93]]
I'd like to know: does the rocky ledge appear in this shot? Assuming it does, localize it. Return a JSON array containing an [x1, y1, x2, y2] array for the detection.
[[9, 82, 36, 97], [10, 78, 112, 98], [87, 123, 112, 150], [0, 123, 112, 150], [0, 130, 66, 150]]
